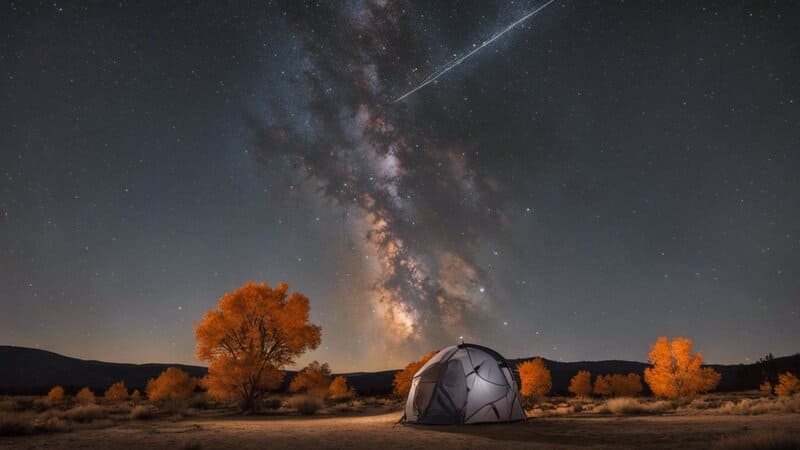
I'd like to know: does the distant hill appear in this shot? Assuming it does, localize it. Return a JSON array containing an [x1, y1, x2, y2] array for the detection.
[[1, 345, 798, 395]]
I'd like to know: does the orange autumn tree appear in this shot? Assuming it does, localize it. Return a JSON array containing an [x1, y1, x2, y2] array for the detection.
[[289, 361, 332, 397], [328, 376, 355, 401], [104, 380, 129, 401], [593, 374, 612, 396], [608, 373, 643, 396], [774, 372, 800, 396], [518, 358, 552, 405], [568, 370, 592, 397], [393, 350, 439, 398], [195, 281, 321, 411], [47, 385, 65, 404], [146, 367, 197, 401], [644, 337, 721, 398]]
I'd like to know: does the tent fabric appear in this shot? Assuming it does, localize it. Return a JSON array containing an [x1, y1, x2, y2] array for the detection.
[[403, 343, 526, 424]]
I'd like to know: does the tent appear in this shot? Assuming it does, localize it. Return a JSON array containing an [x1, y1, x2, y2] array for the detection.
[[402, 343, 527, 424]]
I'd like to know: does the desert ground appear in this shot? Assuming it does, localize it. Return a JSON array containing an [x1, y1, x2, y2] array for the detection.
[[2, 393, 800, 449]]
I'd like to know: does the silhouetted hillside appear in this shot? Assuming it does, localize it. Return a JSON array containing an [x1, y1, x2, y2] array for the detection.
[[1, 346, 797, 396]]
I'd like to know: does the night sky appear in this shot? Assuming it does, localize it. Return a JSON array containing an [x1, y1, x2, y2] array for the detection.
[[1, 1, 798, 372]]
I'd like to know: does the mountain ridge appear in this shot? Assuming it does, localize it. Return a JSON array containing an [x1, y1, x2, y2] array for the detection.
[[2, 345, 797, 395]]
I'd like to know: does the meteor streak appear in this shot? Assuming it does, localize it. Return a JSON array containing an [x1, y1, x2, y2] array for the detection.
[[393, 0, 557, 103]]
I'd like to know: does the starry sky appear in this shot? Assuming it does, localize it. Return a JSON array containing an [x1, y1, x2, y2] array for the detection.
[[1, 1, 798, 372]]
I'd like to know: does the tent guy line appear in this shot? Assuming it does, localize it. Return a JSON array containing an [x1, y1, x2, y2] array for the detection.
[[392, 0, 558, 103]]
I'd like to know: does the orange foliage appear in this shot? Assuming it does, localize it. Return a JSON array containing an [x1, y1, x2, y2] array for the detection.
[[146, 367, 197, 401], [289, 361, 331, 397], [644, 337, 721, 398], [392, 350, 438, 398], [104, 381, 129, 401], [75, 387, 95, 404], [195, 281, 321, 410], [328, 376, 355, 400], [608, 373, 643, 396], [47, 385, 65, 404], [593, 374, 612, 396], [518, 358, 552, 404], [568, 370, 592, 397], [774, 372, 800, 396]]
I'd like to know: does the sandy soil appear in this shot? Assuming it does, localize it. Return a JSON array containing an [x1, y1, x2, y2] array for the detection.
[[2, 411, 798, 450]]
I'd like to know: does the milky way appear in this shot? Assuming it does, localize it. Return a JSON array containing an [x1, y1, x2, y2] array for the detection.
[[255, 0, 512, 345]]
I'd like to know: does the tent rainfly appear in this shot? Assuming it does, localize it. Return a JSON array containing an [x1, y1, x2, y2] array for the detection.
[[402, 343, 526, 424]]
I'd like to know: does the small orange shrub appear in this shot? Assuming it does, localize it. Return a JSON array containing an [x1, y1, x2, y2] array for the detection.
[[75, 387, 95, 404], [289, 361, 331, 397], [593, 375, 612, 396], [392, 350, 438, 398], [47, 386, 65, 404], [568, 370, 592, 397], [104, 381, 128, 401], [146, 367, 196, 401], [609, 373, 643, 396], [518, 358, 552, 404], [759, 380, 773, 394], [774, 372, 800, 397], [328, 376, 355, 400]]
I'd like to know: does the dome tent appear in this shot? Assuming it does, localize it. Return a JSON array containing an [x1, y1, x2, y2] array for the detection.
[[402, 343, 526, 424]]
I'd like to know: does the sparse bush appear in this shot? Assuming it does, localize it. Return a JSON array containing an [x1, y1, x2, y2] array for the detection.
[[289, 395, 323, 415], [63, 404, 107, 423], [568, 370, 592, 397], [130, 389, 142, 401], [518, 358, 552, 405], [774, 371, 800, 396], [711, 430, 800, 450], [130, 404, 158, 420], [759, 380, 773, 395], [328, 376, 355, 401], [146, 367, 197, 401], [392, 350, 438, 398], [35, 416, 72, 433], [644, 336, 721, 398], [47, 386, 65, 404], [594, 397, 674, 415], [105, 381, 129, 401], [710, 396, 800, 415], [75, 387, 96, 404], [187, 394, 211, 410]]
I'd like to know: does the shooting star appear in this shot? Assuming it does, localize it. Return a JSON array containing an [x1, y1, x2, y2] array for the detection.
[[393, 0, 557, 103]]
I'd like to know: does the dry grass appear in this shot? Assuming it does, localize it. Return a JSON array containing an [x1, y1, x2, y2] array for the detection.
[[130, 404, 158, 420], [711, 430, 800, 449], [679, 395, 800, 415], [593, 397, 675, 415], [288, 395, 324, 415], [0, 412, 34, 436], [63, 404, 108, 423]]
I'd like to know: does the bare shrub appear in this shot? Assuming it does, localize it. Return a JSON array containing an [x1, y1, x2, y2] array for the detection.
[[288, 395, 324, 415], [33, 415, 72, 434], [593, 397, 674, 415], [130, 404, 158, 420], [711, 430, 800, 450], [64, 404, 107, 423]]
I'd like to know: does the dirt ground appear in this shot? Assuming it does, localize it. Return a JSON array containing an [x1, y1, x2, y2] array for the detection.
[[2, 411, 798, 450]]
